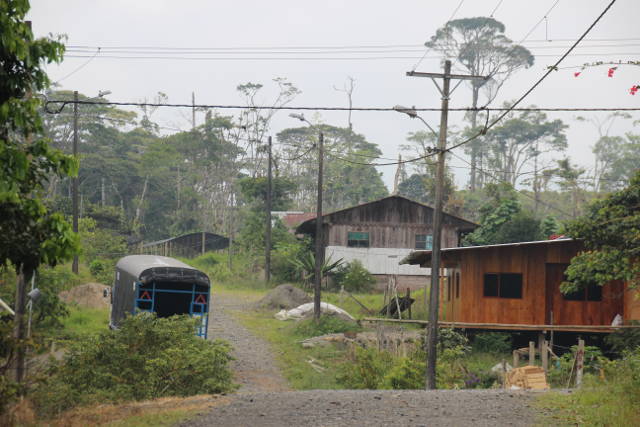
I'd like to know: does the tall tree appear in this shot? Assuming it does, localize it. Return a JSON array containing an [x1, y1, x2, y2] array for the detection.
[[425, 17, 534, 190], [401, 130, 455, 204], [1, 0, 79, 384], [483, 108, 567, 195]]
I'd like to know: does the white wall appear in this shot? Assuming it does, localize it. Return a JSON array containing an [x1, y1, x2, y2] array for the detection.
[[326, 246, 431, 276]]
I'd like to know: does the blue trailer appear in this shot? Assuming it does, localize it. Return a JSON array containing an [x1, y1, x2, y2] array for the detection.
[[110, 255, 210, 338]]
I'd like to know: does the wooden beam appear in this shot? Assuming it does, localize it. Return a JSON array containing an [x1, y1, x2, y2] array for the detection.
[[361, 317, 640, 333]]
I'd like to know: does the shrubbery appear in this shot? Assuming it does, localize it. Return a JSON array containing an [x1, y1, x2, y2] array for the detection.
[[472, 332, 512, 354], [331, 260, 376, 292], [293, 315, 361, 338], [32, 314, 235, 418]]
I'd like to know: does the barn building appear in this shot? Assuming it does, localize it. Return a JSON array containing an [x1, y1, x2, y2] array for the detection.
[[295, 195, 478, 289], [401, 238, 640, 331]]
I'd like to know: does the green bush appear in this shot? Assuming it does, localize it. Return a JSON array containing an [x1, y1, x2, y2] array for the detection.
[[437, 328, 471, 354], [293, 315, 361, 338], [337, 346, 394, 389], [382, 357, 425, 389], [271, 239, 310, 283], [472, 332, 511, 354], [547, 345, 607, 387], [332, 260, 376, 292], [32, 314, 235, 418], [89, 258, 114, 285], [605, 321, 640, 355], [188, 251, 259, 286]]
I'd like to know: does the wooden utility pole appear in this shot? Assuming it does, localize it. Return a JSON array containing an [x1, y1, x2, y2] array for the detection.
[[313, 132, 324, 321], [265, 136, 272, 284], [576, 338, 585, 386], [407, 60, 487, 390], [72, 90, 79, 274], [191, 92, 196, 130]]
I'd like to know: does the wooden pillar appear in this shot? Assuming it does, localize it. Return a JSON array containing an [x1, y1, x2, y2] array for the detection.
[[542, 340, 549, 374], [201, 231, 205, 255], [513, 350, 519, 368], [576, 338, 585, 386], [529, 341, 536, 365]]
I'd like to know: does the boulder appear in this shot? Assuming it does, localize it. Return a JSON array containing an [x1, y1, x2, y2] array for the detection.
[[255, 284, 311, 310]]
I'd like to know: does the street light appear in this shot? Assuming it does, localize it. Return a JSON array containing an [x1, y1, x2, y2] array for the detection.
[[393, 105, 439, 138], [290, 113, 324, 322]]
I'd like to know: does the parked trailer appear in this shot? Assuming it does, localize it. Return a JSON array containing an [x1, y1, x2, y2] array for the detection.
[[111, 255, 210, 338]]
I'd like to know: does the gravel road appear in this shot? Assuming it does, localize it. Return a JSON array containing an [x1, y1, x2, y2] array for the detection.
[[184, 291, 540, 427]]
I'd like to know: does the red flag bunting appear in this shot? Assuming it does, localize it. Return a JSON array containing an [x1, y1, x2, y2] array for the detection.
[[608, 67, 617, 77], [630, 85, 639, 95], [574, 72, 581, 77]]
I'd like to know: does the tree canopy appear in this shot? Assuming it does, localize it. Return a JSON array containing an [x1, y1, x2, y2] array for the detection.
[[562, 169, 640, 291], [0, 0, 78, 273]]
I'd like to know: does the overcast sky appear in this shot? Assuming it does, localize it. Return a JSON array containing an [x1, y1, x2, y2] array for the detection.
[[28, 0, 639, 189]]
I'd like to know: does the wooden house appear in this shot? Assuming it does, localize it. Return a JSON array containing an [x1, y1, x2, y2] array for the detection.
[[401, 238, 640, 330], [296, 195, 477, 289]]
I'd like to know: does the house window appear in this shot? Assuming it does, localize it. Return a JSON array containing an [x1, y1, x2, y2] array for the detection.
[[483, 273, 523, 299], [347, 231, 369, 248], [416, 234, 433, 250], [563, 282, 602, 302]]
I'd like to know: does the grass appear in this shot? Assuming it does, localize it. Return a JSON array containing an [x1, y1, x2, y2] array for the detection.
[[537, 376, 640, 426], [233, 308, 351, 389], [58, 305, 110, 339], [41, 395, 231, 427]]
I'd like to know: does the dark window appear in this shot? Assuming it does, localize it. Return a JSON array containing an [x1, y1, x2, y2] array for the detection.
[[484, 273, 499, 297], [563, 282, 602, 302], [347, 231, 369, 248], [587, 283, 602, 301], [415, 234, 433, 250], [484, 273, 523, 299], [455, 272, 460, 299], [447, 280, 452, 301]]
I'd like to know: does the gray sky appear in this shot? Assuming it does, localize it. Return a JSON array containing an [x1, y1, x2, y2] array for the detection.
[[29, 0, 639, 189]]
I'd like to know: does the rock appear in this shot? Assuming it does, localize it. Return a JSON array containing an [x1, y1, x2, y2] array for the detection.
[[58, 283, 110, 309], [255, 284, 311, 310]]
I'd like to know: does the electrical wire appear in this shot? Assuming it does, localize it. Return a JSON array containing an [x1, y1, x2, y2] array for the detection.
[[43, 99, 640, 113], [444, 0, 620, 156], [412, 0, 466, 72], [490, 0, 506, 17], [519, 0, 562, 43], [54, 48, 100, 83]]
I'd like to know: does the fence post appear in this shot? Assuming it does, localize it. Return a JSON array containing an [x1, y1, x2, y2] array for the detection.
[[542, 340, 549, 374], [576, 338, 585, 387], [513, 350, 519, 368], [529, 341, 536, 365]]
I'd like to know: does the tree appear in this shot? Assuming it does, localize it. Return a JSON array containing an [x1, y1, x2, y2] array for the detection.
[[425, 17, 534, 190], [484, 108, 567, 203], [594, 133, 640, 192], [401, 130, 455, 204], [464, 183, 544, 245], [562, 170, 640, 292], [552, 158, 587, 219], [1, 0, 79, 385]]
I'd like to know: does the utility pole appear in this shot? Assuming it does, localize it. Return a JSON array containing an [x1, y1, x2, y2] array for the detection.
[[191, 92, 196, 130], [314, 132, 324, 321], [72, 90, 79, 274], [407, 60, 487, 389], [265, 136, 272, 284]]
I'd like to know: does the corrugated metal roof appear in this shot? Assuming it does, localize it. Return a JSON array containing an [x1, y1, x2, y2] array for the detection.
[[400, 238, 576, 265]]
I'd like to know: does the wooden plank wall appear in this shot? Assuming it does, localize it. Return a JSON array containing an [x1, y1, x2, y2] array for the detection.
[[323, 197, 465, 249], [439, 241, 625, 326]]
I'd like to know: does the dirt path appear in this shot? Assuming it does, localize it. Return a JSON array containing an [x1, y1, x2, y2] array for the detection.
[[206, 291, 289, 393], [187, 291, 539, 427]]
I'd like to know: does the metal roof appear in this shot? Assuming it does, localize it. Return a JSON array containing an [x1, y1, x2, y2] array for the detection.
[[400, 238, 576, 265], [115, 255, 200, 278], [296, 195, 478, 234]]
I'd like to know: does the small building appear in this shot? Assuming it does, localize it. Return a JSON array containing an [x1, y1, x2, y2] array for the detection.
[[141, 231, 229, 258], [271, 211, 316, 233], [295, 195, 478, 290], [401, 239, 640, 330]]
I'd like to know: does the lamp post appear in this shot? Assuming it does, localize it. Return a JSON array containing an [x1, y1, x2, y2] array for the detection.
[[289, 113, 323, 321]]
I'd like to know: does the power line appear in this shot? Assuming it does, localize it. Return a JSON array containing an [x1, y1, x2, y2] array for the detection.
[[411, 0, 466, 72], [445, 0, 620, 155], [44, 99, 640, 113], [519, 0, 562, 43], [490, 0, 506, 17], [54, 48, 100, 83]]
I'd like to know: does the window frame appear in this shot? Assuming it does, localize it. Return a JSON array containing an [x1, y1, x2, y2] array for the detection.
[[483, 272, 523, 299], [347, 231, 370, 248], [415, 233, 433, 250]]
